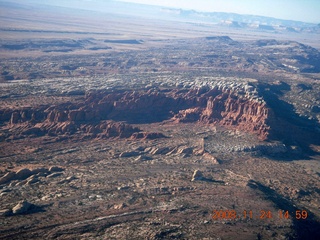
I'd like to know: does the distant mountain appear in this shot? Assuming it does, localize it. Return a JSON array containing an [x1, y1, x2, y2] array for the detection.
[[2, 0, 319, 34], [172, 9, 319, 33]]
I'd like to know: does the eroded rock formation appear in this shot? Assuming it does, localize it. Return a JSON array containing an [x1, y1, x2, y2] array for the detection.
[[0, 86, 272, 140], [173, 92, 270, 139]]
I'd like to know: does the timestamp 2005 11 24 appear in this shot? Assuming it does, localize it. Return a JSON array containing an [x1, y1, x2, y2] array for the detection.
[[212, 209, 308, 220]]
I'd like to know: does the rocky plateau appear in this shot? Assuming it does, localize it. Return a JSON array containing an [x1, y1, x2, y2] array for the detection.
[[1, 1, 320, 239]]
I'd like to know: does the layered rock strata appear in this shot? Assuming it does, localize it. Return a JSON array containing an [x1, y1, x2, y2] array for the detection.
[[0, 87, 271, 140]]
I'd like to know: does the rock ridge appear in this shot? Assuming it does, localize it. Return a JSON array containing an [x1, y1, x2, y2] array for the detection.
[[0, 86, 272, 140]]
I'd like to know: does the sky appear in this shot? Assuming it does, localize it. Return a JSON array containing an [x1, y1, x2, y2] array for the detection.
[[117, 0, 320, 23]]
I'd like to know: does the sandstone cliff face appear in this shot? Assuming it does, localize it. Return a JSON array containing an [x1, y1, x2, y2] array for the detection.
[[204, 93, 270, 139], [172, 91, 270, 139], [0, 87, 272, 140]]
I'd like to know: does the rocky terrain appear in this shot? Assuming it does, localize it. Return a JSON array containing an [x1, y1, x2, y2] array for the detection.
[[1, 1, 320, 239], [2, 37, 320, 81], [0, 80, 270, 141], [1, 63, 320, 239]]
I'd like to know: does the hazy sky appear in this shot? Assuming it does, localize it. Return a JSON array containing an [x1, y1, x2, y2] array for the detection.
[[117, 0, 320, 23]]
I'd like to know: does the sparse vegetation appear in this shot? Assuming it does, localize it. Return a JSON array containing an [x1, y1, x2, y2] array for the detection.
[[0, 1, 320, 239]]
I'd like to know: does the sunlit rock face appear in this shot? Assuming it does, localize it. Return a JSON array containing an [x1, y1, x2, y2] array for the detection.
[[1, 85, 272, 140]]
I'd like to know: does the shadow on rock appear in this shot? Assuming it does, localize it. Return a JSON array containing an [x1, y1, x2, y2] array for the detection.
[[259, 82, 320, 159], [247, 180, 320, 240]]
